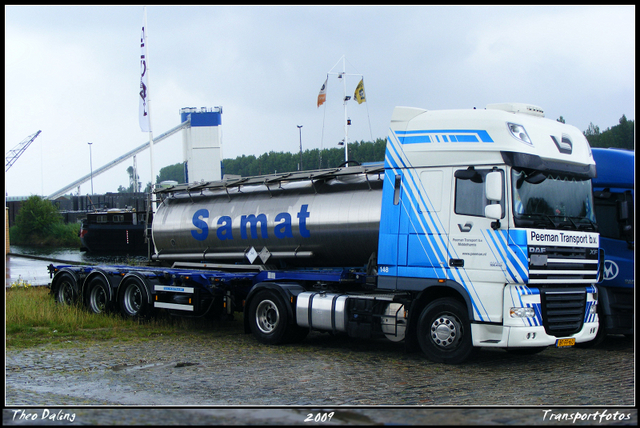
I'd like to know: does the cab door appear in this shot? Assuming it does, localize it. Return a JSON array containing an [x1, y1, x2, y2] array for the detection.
[[447, 166, 508, 322]]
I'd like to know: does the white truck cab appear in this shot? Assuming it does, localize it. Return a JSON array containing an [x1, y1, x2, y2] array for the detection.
[[378, 103, 599, 358]]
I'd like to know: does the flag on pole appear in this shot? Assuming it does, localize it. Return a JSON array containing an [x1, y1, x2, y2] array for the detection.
[[317, 77, 327, 108], [139, 8, 150, 132], [354, 78, 366, 104]]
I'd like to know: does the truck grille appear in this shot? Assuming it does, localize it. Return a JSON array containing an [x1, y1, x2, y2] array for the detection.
[[528, 245, 599, 284], [540, 288, 586, 337]]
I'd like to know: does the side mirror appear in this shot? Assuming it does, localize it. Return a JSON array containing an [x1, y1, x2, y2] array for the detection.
[[485, 171, 503, 202], [617, 200, 629, 222], [485, 204, 502, 220]]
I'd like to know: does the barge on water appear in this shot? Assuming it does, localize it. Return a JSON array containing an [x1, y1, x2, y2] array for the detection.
[[79, 208, 152, 255]]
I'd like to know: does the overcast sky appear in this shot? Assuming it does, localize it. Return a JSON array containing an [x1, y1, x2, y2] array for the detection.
[[5, 5, 635, 197]]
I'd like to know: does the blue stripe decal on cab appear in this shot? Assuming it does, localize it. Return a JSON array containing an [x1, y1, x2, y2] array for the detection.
[[395, 129, 493, 143], [400, 135, 432, 144]]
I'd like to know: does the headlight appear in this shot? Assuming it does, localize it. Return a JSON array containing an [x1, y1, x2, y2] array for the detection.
[[507, 122, 532, 145], [510, 307, 536, 318]]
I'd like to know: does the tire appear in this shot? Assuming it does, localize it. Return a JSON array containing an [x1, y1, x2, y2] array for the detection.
[[248, 290, 291, 345], [119, 277, 151, 318], [85, 277, 111, 314], [53, 273, 79, 305], [416, 298, 475, 364]]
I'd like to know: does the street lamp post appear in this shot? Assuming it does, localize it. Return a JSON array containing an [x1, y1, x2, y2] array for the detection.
[[297, 125, 303, 171], [88, 142, 94, 195]]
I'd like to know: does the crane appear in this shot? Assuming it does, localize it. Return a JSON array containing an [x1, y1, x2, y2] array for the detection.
[[5, 130, 42, 172]]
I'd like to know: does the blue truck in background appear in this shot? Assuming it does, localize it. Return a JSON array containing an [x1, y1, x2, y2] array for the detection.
[[591, 148, 634, 342]]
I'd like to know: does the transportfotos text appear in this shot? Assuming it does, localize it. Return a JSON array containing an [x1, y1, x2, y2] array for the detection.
[[541, 409, 631, 423]]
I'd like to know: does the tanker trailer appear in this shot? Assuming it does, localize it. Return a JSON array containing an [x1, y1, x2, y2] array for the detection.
[[151, 166, 384, 269]]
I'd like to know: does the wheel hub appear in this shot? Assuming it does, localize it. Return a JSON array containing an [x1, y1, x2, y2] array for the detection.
[[57, 282, 74, 305], [90, 287, 107, 313], [430, 315, 459, 348], [256, 300, 279, 334], [124, 284, 142, 314]]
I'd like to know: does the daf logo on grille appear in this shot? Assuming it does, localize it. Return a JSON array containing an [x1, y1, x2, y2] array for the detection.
[[603, 260, 619, 280], [529, 246, 546, 254]]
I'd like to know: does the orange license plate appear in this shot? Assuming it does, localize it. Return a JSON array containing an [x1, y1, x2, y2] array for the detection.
[[556, 338, 576, 347]]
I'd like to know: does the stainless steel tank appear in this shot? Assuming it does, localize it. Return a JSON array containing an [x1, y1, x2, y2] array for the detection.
[[152, 166, 384, 267]]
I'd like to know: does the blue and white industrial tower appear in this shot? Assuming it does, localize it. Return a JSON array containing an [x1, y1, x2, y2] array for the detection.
[[180, 106, 223, 183]]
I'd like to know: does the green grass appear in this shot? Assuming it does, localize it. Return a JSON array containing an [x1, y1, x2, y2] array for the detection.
[[5, 286, 238, 350]]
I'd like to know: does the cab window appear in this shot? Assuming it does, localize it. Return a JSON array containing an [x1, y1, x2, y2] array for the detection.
[[454, 168, 504, 217]]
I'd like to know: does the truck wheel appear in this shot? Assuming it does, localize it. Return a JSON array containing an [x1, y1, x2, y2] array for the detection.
[[85, 277, 111, 314], [249, 290, 291, 345], [119, 277, 151, 318], [53, 273, 79, 305], [416, 298, 474, 364]]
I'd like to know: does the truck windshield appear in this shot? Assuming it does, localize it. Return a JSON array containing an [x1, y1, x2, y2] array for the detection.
[[511, 169, 597, 231]]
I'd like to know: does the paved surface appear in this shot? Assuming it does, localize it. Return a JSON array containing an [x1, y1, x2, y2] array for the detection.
[[4, 318, 636, 425]]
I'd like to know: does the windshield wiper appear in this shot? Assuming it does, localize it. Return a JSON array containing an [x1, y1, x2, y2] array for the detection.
[[542, 214, 561, 229], [544, 214, 593, 230], [567, 216, 598, 231], [543, 215, 597, 231], [514, 213, 556, 229], [517, 214, 588, 230]]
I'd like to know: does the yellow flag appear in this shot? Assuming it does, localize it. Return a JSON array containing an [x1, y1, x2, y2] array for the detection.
[[354, 78, 366, 104], [317, 77, 327, 108]]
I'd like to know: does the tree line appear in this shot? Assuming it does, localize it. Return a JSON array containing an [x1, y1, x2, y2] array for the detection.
[[9, 195, 80, 247], [151, 116, 633, 185], [154, 138, 387, 183], [583, 115, 634, 150]]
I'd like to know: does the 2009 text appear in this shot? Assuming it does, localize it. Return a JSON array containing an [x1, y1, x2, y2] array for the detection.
[[304, 412, 335, 423]]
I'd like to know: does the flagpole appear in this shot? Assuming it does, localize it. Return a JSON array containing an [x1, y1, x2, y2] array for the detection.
[[145, 9, 155, 212], [318, 56, 365, 166], [139, 6, 155, 212], [341, 56, 349, 163]]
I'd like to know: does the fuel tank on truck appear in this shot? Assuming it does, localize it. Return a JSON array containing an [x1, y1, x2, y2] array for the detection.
[[152, 165, 384, 268]]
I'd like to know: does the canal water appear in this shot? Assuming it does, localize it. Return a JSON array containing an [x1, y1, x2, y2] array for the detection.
[[6, 245, 149, 288]]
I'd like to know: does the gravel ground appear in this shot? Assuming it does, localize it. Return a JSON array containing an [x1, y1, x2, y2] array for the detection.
[[4, 319, 636, 425]]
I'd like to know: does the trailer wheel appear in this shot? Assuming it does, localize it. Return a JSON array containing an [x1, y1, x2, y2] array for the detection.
[[85, 277, 111, 314], [249, 290, 291, 345], [416, 298, 474, 364], [53, 273, 79, 305], [119, 277, 151, 318]]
